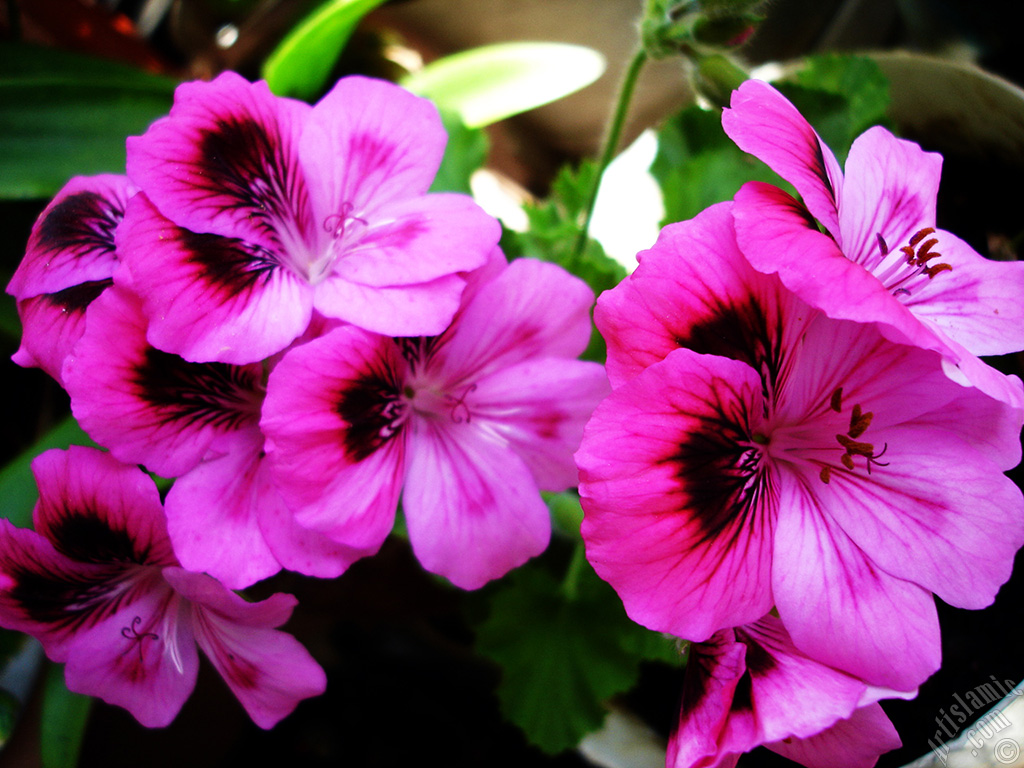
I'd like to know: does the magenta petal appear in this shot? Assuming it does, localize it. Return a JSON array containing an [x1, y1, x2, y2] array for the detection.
[[403, 418, 551, 589], [722, 80, 843, 237], [31, 446, 177, 566], [64, 286, 265, 478], [430, 257, 596, 383], [117, 194, 313, 364], [772, 476, 942, 690], [166, 569, 326, 729], [300, 75, 446, 221], [8, 174, 132, 299], [261, 326, 405, 546], [767, 703, 901, 768], [13, 280, 109, 385], [837, 126, 941, 263], [818, 428, 1024, 610], [334, 193, 498, 287], [577, 349, 774, 640], [472, 358, 610, 490], [126, 72, 314, 253], [669, 630, 746, 768], [63, 584, 198, 728], [313, 272, 466, 337], [903, 230, 1024, 356], [596, 201, 803, 388], [164, 436, 282, 589]]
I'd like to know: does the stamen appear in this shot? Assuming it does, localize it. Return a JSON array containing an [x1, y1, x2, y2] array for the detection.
[[829, 387, 843, 413], [847, 404, 873, 438], [925, 263, 953, 278], [819, 466, 832, 484], [875, 233, 889, 256], [908, 227, 935, 247]]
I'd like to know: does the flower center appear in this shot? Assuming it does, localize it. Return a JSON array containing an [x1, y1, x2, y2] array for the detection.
[[818, 386, 889, 483], [307, 202, 369, 284], [872, 227, 953, 299]]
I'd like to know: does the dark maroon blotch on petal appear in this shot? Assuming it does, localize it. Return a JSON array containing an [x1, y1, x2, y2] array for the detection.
[[181, 230, 279, 298], [50, 513, 146, 565], [335, 370, 404, 463], [45, 279, 113, 313], [35, 192, 123, 257], [197, 117, 308, 247], [9, 562, 125, 630], [133, 347, 262, 431]]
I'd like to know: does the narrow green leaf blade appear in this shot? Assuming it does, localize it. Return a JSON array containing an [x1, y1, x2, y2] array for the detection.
[[40, 663, 91, 768], [0, 42, 176, 199], [402, 42, 605, 128], [262, 0, 386, 100]]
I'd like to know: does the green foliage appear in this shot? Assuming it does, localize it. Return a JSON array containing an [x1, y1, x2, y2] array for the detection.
[[0, 414, 95, 529], [429, 110, 489, 195], [652, 53, 892, 225], [473, 557, 680, 754], [0, 42, 176, 199], [261, 0, 386, 100], [402, 42, 605, 129], [41, 663, 92, 768], [502, 162, 627, 362]]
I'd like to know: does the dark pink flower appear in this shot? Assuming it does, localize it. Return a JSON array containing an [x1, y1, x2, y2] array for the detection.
[[6, 174, 134, 384], [0, 446, 326, 728], [261, 254, 610, 589], [670, 614, 904, 768], [722, 80, 1024, 367], [63, 285, 366, 588], [578, 203, 1024, 690], [119, 72, 500, 364]]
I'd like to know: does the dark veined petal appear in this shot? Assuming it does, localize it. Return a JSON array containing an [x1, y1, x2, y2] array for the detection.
[[578, 349, 775, 641], [126, 71, 314, 256], [116, 193, 313, 364], [65, 286, 265, 479], [14, 279, 111, 385], [8, 174, 133, 299]]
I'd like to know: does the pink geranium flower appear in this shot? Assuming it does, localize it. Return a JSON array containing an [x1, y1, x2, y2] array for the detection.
[[62, 286, 367, 588], [670, 614, 904, 768], [578, 203, 1024, 690], [721, 79, 1024, 366], [0, 446, 326, 728], [120, 72, 500, 364], [261, 254, 610, 589], [5, 174, 134, 384]]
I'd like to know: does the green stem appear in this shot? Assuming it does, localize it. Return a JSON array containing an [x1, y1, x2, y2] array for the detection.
[[572, 47, 649, 262]]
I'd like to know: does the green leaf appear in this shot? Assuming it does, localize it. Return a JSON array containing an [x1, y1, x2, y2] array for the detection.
[[262, 0, 386, 100], [474, 561, 679, 754], [429, 110, 488, 195], [0, 42, 177, 199], [0, 414, 95, 529], [40, 663, 91, 768], [402, 43, 605, 128]]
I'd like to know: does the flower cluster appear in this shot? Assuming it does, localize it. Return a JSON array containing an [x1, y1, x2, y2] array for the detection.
[[3, 73, 607, 725], [576, 80, 1024, 767]]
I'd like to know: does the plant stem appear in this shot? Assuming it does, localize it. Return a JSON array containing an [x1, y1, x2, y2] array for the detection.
[[561, 541, 589, 601], [572, 47, 649, 262]]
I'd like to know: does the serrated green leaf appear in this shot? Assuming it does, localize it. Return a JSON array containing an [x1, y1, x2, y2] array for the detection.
[[0, 414, 95, 529], [262, 0, 385, 100], [0, 42, 176, 199], [429, 110, 488, 195], [402, 43, 605, 129], [474, 561, 678, 754], [40, 663, 91, 768]]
